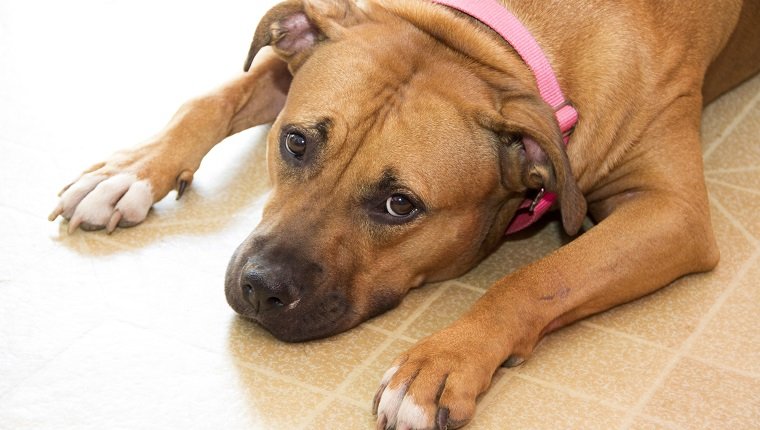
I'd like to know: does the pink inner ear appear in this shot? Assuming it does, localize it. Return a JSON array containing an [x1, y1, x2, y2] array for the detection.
[[278, 13, 318, 53], [523, 137, 548, 163]]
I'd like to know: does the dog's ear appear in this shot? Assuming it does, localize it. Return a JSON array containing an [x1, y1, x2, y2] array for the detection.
[[489, 96, 587, 235], [244, 0, 366, 73]]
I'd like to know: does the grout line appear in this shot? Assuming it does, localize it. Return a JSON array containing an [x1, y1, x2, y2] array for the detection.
[[449, 280, 488, 293], [579, 321, 675, 353], [332, 393, 374, 410], [229, 368, 336, 399], [336, 283, 453, 392], [582, 320, 760, 379], [706, 177, 760, 197], [704, 166, 760, 175], [296, 282, 453, 429], [630, 415, 684, 430], [512, 373, 621, 408], [683, 354, 760, 380], [364, 324, 419, 343], [514, 374, 684, 428], [618, 248, 760, 429], [469, 369, 515, 415], [702, 89, 760, 161], [710, 195, 759, 245]]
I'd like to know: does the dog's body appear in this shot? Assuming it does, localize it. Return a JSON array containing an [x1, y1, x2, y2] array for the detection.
[[50, 0, 760, 428]]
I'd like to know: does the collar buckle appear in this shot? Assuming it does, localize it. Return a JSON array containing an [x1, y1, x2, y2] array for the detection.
[[528, 188, 546, 213]]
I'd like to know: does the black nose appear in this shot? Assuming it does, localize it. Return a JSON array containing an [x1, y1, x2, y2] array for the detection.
[[241, 269, 297, 314]]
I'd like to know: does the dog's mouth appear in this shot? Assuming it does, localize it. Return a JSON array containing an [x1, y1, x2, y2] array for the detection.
[[264, 292, 355, 341], [225, 267, 357, 342]]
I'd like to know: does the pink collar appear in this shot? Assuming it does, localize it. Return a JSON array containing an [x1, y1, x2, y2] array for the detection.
[[431, 0, 578, 234]]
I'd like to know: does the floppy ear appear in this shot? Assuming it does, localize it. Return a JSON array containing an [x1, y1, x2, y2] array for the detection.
[[490, 96, 587, 235], [244, 0, 366, 73]]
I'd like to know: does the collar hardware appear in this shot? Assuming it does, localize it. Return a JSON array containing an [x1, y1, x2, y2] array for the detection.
[[528, 188, 546, 214]]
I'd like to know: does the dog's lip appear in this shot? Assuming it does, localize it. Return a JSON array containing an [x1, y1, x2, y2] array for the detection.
[[235, 298, 301, 324], [250, 293, 355, 342]]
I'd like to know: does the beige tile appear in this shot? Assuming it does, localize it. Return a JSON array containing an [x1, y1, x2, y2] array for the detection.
[[703, 98, 760, 172], [585, 203, 754, 349], [366, 282, 445, 333], [339, 338, 415, 406], [642, 358, 760, 429], [0, 209, 105, 395], [468, 373, 626, 430], [514, 324, 674, 407], [228, 317, 388, 391], [708, 182, 760, 241], [0, 321, 324, 430], [706, 168, 760, 194], [458, 218, 568, 289], [311, 399, 377, 429], [404, 283, 484, 340], [688, 260, 760, 375], [627, 417, 682, 430], [700, 73, 760, 150]]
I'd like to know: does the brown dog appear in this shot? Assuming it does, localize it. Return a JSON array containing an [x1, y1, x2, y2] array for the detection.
[[49, 0, 760, 428]]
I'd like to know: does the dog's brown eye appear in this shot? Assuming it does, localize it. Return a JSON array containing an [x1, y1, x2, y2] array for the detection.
[[285, 132, 307, 157], [386, 194, 416, 217]]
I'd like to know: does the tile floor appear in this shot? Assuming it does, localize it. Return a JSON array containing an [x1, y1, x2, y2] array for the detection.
[[1, 1, 759, 429]]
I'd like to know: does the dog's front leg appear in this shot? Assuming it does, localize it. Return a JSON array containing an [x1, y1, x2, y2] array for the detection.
[[49, 48, 290, 233], [374, 130, 720, 429]]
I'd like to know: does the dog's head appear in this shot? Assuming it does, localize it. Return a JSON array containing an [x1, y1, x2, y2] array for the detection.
[[225, 0, 586, 341]]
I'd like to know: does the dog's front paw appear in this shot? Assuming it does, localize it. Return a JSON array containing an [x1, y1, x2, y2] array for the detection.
[[373, 332, 497, 430], [48, 144, 193, 233]]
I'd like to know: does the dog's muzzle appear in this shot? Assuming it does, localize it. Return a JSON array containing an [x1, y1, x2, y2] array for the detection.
[[224, 238, 353, 342]]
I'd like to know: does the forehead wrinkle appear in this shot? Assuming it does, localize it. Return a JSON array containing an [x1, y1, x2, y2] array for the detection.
[[319, 54, 429, 193], [292, 20, 492, 203]]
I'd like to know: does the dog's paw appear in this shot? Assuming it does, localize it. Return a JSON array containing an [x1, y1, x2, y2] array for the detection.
[[373, 334, 496, 430], [49, 146, 193, 233]]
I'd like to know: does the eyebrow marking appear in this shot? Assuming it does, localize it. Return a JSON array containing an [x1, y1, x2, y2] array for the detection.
[[376, 168, 401, 192]]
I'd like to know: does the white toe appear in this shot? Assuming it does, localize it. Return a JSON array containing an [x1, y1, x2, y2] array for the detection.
[[70, 174, 136, 227], [115, 179, 153, 225], [59, 174, 107, 219], [377, 385, 406, 429], [380, 366, 399, 386], [396, 396, 430, 430]]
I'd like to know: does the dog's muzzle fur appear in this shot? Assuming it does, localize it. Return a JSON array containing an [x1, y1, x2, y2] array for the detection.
[[224, 235, 356, 342]]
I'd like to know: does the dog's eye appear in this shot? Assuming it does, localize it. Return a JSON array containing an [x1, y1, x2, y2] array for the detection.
[[284, 132, 307, 157], [386, 194, 416, 217]]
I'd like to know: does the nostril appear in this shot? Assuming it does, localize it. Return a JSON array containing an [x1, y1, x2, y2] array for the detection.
[[267, 297, 285, 307], [241, 283, 256, 309], [243, 284, 254, 302], [241, 268, 295, 312]]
